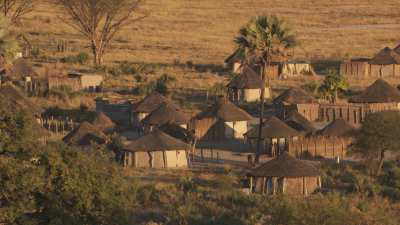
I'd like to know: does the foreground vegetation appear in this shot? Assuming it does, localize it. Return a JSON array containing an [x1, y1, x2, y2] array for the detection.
[[1, 104, 400, 225]]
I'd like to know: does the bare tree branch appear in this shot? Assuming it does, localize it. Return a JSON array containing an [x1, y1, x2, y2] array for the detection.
[[0, 0, 35, 25], [55, 0, 146, 66]]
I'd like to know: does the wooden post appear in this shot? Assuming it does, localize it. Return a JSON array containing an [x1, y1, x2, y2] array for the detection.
[[211, 149, 214, 161], [249, 176, 253, 194], [262, 177, 266, 195], [216, 152, 220, 163], [201, 148, 204, 162]]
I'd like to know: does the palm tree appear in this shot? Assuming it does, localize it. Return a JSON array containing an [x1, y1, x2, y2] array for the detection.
[[0, 16, 19, 63], [234, 15, 296, 163]]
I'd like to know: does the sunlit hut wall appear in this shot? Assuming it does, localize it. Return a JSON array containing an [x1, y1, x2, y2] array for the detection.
[[245, 116, 300, 157], [273, 87, 319, 122], [288, 118, 354, 159], [280, 60, 316, 79], [141, 102, 190, 133], [131, 92, 169, 126], [227, 65, 271, 103], [340, 58, 370, 79], [247, 153, 322, 196], [192, 98, 253, 141], [368, 47, 400, 77], [121, 129, 190, 169]]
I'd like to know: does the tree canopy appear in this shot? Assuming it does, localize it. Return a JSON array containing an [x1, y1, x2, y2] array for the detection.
[[318, 70, 348, 103], [55, 0, 144, 66], [352, 111, 400, 175]]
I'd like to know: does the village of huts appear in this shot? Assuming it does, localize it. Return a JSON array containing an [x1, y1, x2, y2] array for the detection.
[[2, 4, 400, 224]]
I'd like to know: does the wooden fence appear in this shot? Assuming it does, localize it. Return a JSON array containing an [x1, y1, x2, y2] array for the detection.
[[288, 137, 352, 159]]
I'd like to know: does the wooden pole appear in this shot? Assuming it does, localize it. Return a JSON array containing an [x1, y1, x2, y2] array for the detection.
[[249, 176, 253, 194]]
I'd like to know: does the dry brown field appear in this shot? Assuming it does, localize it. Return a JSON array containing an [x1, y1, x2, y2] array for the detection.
[[22, 0, 400, 64], [15, 0, 400, 108]]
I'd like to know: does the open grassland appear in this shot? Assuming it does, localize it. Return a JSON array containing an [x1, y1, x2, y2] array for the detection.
[[22, 0, 400, 65]]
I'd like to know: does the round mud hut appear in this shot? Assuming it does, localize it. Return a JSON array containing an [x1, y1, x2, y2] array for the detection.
[[141, 102, 190, 132], [132, 92, 169, 125], [245, 116, 300, 157], [121, 129, 190, 169], [63, 122, 108, 146], [273, 87, 319, 122], [227, 65, 271, 103], [92, 111, 116, 134], [192, 98, 253, 141], [247, 152, 321, 195]]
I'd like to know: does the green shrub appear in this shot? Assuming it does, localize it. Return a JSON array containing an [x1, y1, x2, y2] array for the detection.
[[61, 52, 89, 65]]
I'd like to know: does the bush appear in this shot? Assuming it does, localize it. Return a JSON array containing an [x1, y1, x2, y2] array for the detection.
[[61, 52, 89, 65]]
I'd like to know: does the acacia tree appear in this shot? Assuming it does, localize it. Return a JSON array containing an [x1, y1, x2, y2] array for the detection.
[[55, 0, 144, 66], [352, 111, 400, 176], [235, 15, 296, 163], [0, 0, 34, 25], [319, 70, 348, 103]]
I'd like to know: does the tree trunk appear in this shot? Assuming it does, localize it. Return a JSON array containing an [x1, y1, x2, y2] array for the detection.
[[91, 40, 104, 66], [255, 58, 269, 164], [376, 150, 385, 176]]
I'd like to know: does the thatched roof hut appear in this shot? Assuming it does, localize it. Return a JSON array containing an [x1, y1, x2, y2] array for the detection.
[[249, 152, 321, 178], [142, 102, 190, 127], [318, 118, 354, 137], [195, 98, 253, 122], [369, 47, 400, 65], [273, 88, 317, 105], [284, 111, 316, 134], [245, 116, 299, 139], [92, 112, 116, 133], [350, 79, 400, 103], [124, 129, 191, 152], [63, 122, 107, 146], [122, 129, 190, 168], [159, 123, 194, 143], [227, 65, 262, 89], [224, 49, 243, 65], [133, 92, 169, 113], [247, 152, 321, 195]]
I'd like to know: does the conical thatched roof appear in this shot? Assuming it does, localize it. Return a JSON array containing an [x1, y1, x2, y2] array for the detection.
[[195, 98, 253, 122], [369, 47, 400, 65], [394, 44, 400, 55], [92, 112, 116, 133], [159, 123, 194, 142], [245, 116, 299, 139], [224, 48, 243, 64], [248, 152, 321, 178], [227, 65, 263, 89], [6, 58, 37, 80], [124, 129, 191, 152], [63, 122, 107, 146], [350, 79, 400, 103], [133, 92, 169, 113], [318, 118, 354, 137], [285, 111, 316, 133], [142, 102, 190, 126], [273, 88, 317, 105]]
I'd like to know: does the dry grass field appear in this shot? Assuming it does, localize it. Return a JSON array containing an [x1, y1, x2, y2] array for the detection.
[[14, 0, 400, 108], [22, 0, 400, 65]]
